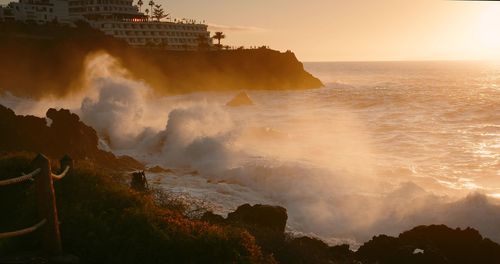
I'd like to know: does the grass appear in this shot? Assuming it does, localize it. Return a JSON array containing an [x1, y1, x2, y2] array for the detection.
[[0, 152, 272, 263]]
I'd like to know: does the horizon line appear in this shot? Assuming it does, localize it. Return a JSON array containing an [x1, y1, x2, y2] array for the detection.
[[301, 59, 500, 63]]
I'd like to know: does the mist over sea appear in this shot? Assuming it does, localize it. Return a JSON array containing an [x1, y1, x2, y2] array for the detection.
[[2, 57, 499, 246]]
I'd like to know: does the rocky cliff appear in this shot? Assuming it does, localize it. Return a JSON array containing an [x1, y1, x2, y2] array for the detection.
[[110, 47, 323, 94], [0, 105, 143, 170], [0, 22, 323, 98]]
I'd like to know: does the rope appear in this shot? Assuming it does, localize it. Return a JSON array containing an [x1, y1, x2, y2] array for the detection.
[[0, 168, 41, 186], [0, 219, 47, 239], [52, 166, 69, 180]]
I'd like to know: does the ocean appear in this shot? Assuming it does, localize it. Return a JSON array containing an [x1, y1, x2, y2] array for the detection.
[[306, 61, 500, 195], [2, 57, 499, 246]]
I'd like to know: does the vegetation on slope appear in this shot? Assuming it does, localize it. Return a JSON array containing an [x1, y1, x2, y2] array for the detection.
[[0, 152, 271, 263]]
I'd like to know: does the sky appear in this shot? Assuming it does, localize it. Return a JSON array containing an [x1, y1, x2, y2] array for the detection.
[[2, 0, 500, 61]]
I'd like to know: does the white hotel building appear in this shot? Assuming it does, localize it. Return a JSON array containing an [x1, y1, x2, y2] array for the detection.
[[0, 0, 212, 50], [0, 0, 71, 24]]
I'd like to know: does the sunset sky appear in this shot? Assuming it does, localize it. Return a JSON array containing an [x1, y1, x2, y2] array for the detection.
[[2, 0, 500, 61]]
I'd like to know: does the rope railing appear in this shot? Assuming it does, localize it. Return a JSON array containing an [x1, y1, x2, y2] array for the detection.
[[0, 154, 73, 257], [0, 168, 41, 186], [0, 219, 47, 239], [52, 166, 70, 180]]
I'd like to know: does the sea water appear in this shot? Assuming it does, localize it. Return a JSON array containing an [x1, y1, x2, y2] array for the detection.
[[141, 61, 500, 246], [2, 58, 499, 246]]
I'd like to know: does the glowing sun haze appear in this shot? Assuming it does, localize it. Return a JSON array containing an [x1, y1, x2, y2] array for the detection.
[[158, 0, 500, 61], [2, 0, 499, 61]]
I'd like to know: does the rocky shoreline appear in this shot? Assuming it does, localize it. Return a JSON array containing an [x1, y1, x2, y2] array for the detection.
[[205, 204, 500, 264], [1, 104, 500, 263]]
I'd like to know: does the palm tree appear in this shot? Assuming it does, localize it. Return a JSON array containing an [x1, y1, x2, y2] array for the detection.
[[144, 8, 149, 19], [148, 0, 155, 19], [212, 32, 225, 49], [137, 0, 143, 12]]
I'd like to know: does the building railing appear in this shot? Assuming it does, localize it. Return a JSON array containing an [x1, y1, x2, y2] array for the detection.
[[0, 154, 73, 257]]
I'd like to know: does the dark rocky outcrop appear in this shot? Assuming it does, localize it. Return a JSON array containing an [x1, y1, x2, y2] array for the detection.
[[202, 204, 356, 264], [146, 165, 173, 173], [201, 211, 226, 225], [203, 205, 500, 264], [226, 91, 254, 107], [227, 204, 288, 255], [46, 108, 100, 160], [227, 204, 288, 234], [0, 105, 143, 170], [357, 225, 500, 264], [203, 204, 288, 255], [278, 237, 355, 264]]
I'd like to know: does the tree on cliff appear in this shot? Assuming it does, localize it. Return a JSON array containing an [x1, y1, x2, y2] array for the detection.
[[212, 31, 226, 49], [148, 0, 155, 19], [152, 4, 168, 22], [137, 0, 143, 12]]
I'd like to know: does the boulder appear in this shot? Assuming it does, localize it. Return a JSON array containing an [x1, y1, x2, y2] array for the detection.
[[227, 204, 287, 234], [226, 91, 254, 107], [147, 165, 173, 173], [201, 211, 226, 225], [278, 236, 355, 264]]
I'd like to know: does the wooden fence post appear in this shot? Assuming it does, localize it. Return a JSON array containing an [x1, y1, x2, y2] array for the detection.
[[60, 155, 73, 173], [32, 154, 62, 257]]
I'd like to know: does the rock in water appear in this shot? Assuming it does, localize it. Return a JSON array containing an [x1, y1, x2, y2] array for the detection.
[[226, 91, 254, 107], [147, 165, 173, 173]]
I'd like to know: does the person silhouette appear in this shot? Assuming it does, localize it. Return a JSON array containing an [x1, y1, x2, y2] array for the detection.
[[131, 171, 148, 191]]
